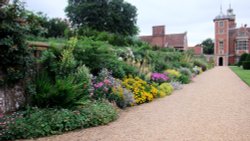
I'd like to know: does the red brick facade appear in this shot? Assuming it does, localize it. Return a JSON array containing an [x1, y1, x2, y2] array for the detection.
[[188, 44, 203, 55], [140, 25, 188, 50], [214, 6, 250, 66]]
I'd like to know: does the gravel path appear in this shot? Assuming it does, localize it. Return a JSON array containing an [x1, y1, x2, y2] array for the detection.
[[25, 67, 250, 141]]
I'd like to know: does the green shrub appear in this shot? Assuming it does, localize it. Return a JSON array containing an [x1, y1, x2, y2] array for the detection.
[[243, 61, 250, 70], [178, 75, 191, 84], [33, 73, 84, 108], [193, 59, 208, 71], [158, 83, 174, 96], [0, 101, 117, 140], [238, 53, 249, 67], [179, 67, 192, 78], [122, 63, 139, 77]]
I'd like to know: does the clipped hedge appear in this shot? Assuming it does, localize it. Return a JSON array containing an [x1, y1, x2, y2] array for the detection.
[[243, 61, 250, 70], [0, 101, 118, 140]]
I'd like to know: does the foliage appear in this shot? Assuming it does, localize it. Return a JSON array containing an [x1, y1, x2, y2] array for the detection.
[[74, 38, 118, 75], [0, 0, 33, 86], [0, 101, 117, 140], [32, 73, 85, 108], [243, 61, 250, 70], [158, 83, 174, 96], [34, 38, 92, 108], [193, 66, 203, 75], [46, 18, 70, 38], [25, 11, 49, 37], [178, 75, 191, 84], [165, 69, 181, 80], [201, 38, 214, 55], [238, 53, 249, 67], [25, 11, 70, 38], [122, 77, 158, 104], [65, 0, 138, 36], [193, 59, 208, 71], [150, 73, 169, 84], [179, 67, 192, 78]]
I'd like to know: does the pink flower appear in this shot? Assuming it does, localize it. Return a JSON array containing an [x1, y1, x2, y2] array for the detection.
[[94, 82, 104, 88], [0, 113, 3, 118], [104, 79, 111, 85]]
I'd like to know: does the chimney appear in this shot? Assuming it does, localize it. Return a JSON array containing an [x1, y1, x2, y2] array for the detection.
[[152, 25, 165, 36]]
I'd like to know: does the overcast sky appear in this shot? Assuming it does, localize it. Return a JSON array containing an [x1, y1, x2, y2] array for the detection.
[[22, 0, 250, 46]]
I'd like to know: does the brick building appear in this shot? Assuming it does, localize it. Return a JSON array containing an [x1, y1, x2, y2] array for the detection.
[[188, 44, 204, 55], [140, 25, 188, 50], [214, 6, 250, 66]]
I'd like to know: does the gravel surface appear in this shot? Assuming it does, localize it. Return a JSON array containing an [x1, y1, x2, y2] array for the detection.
[[24, 67, 250, 141]]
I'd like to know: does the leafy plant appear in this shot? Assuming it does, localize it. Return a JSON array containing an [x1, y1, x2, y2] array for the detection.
[[178, 75, 191, 84], [33, 73, 84, 108], [0, 101, 117, 140]]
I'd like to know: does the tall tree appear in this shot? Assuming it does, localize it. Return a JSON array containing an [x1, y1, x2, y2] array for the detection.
[[201, 38, 214, 55], [65, 0, 138, 36]]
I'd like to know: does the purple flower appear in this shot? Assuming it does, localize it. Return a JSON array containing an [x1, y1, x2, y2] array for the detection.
[[151, 73, 169, 83]]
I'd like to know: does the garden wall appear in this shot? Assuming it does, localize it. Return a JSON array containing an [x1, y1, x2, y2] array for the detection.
[[0, 83, 25, 114], [1, 42, 49, 114]]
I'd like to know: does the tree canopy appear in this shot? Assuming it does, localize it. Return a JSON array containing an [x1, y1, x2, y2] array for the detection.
[[25, 11, 70, 38], [201, 38, 214, 55], [65, 0, 138, 36]]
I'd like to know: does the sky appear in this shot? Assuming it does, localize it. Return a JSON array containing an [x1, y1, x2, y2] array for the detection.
[[22, 0, 250, 46]]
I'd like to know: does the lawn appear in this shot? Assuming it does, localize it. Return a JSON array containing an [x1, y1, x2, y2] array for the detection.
[[230, 66, 250, 86]]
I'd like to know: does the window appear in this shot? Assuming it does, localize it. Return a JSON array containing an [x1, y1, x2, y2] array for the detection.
[[219, 29, 224, 34], [236, 40, 248, 50], [219, 21, 224, 27], [219, 41, 224, 49], [238, 32, 246, 37]]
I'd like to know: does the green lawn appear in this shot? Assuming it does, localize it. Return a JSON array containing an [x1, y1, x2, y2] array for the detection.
[[230, 66, 250, 86]]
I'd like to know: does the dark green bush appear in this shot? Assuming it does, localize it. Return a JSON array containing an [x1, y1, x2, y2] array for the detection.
[[0, 1, 33, 86], [238, 53, 249, 67], [243, 61, 250, 70], [178, 75, 191, 84], [33, 73, 84, 108], [1, 101, 117, 140]]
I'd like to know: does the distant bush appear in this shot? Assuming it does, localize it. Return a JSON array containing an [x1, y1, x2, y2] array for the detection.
[[0, 101, 117, 140], [193, 59, 208, 71], [238, 53, 249, 67]]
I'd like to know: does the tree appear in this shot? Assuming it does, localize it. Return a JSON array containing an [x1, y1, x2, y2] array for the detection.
[[46, 18, 70, 38], [25, 11, 71, 38], [65, 0, 138, 36], [201, 38, 214, 55], [25, 11, 49, 37]]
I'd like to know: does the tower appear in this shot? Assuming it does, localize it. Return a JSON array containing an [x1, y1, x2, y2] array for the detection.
[[214, 5, 236, 66]]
